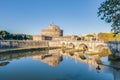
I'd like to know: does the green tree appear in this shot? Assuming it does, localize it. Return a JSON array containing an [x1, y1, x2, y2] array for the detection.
[[77, 37, 81, 41], [0, 30, 31, 40], [98, 0, 120, 37], [24, 35, 30, 40], [0, 30, 10, 40], [74, 35, 81, 41], [86, 34, 94, 37]]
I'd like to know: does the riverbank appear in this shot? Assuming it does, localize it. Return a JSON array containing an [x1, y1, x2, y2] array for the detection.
[[0, 47, 61, 54]]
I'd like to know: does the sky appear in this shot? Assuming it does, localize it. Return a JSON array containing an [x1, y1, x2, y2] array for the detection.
[[0, 0, 112, 35]]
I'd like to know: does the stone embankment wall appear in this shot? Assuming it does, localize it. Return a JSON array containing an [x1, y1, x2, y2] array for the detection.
[[48, 41, 62, 47], [0, 40, 62, 49]]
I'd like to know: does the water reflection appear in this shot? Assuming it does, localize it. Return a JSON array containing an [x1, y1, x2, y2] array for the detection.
[[60, 50, 101, 68], [43, 49, 120, 80], [0, 61, 10, 67], [0, 49, 119, 80], [0, 49, 116, 69], [33, 53, 63, 67], [0, 49, 49, 66], [113, 69, 120, 80]]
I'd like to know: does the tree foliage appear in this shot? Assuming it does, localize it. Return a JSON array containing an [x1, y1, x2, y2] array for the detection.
[[0, 30, 10, 39], [98, 0, 120, 35], [74, 35, 81, 41], [0, 30, 31, 40], [86, 34, 94, 37]]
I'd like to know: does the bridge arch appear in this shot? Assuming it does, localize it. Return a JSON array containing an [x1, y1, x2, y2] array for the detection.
[[78, 43, 88, 51], [61, 42, 66, 47], [95, 44, 107, 51], [67, 43, 75, 48]]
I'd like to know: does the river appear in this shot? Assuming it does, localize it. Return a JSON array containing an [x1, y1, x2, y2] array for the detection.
[[0, 49, 120, 80]]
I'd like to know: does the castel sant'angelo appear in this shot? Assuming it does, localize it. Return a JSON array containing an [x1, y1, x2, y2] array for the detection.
[[32, 23, 77, 41]]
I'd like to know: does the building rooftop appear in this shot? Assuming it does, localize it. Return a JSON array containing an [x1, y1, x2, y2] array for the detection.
[[48, 24, 60, 31]]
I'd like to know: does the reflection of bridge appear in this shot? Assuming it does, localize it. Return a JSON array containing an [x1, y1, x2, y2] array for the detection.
[[48, 49, 101, 68], [32, 49, 101, 68], [48, 49, 120, 80], [61, 52, 100, 67]]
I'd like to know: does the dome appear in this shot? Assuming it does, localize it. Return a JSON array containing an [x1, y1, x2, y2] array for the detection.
[[48, 24, 60, 30]]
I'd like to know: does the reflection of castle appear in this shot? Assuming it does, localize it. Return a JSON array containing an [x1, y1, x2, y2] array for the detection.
[[34, 49, 101, 68], [32, 24, 77, 41], [33, 53, 63, 67]]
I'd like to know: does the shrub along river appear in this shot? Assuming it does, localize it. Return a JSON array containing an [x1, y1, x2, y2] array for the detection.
[[0, 49, 120, 80]]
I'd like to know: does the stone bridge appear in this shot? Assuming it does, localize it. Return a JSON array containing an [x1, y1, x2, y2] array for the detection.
[[60, 41, 120, 52], [0, 40, 120, 55]]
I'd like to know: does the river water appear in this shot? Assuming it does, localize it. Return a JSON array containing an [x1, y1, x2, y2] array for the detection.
[[0, 49, 120, 80]]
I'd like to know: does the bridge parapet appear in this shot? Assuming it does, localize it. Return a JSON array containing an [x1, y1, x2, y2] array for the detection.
[[0, 40, 49, 49], [60, 41, 108, 51]]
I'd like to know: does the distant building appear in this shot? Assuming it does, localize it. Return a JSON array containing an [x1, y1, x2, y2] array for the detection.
[[41, 24, 63, 37], [33, 35, 52, 41], [52, 36, 77, 41], [81, 33, 98, 41], [33, 24, 63, 41], [32, 23, 77, 41]]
